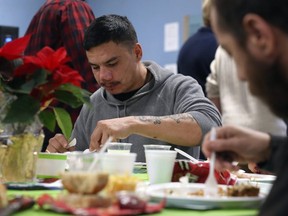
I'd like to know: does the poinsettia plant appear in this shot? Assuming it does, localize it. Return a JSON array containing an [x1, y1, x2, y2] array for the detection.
[[0, 35, 91, 139]]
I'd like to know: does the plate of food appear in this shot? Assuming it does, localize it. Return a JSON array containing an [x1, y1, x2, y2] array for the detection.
[[37, 172, 165, 216], [234, 171, 276, 183], [146, 182, 267, 210]]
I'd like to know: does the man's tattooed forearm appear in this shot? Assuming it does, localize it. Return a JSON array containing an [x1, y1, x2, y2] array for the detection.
[[137, 113, 195, 125], [170, 113, 195, 123]]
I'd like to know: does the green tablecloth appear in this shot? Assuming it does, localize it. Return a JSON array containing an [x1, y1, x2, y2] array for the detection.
[[7, 173, 259, 216]]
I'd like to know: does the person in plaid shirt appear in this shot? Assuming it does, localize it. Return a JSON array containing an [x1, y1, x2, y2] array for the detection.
[[24, 0, 98, 151]]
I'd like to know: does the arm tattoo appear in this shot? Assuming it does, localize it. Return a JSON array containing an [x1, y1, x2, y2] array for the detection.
[[137, 113, 195, 125]]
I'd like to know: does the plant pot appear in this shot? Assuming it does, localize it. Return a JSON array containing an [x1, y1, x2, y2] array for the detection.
[[0, 121, 44, 183]]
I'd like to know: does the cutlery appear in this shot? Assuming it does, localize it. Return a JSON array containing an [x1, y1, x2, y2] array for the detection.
[[174, 148, 199, 163], [66, 138, 77, 149], [83, 148, 95, 153], [179, 175, 189, 184], [204, 127, 218, 197], [45, 138, 76, 153], [88, 136, 113, 171]]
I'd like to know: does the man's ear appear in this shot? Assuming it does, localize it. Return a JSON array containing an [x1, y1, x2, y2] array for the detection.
[[243, 14, 277, 63], [134, 43, 143, 61]]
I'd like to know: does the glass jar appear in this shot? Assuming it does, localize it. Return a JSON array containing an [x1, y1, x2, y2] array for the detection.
[[0, 119, 44, 183]]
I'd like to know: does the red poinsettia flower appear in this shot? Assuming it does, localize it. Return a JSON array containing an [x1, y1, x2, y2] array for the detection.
[[0, 35, 31, 60], [0, 36, 91, 139], [14, 46, 83, 86], [12, 46, 84, 104]]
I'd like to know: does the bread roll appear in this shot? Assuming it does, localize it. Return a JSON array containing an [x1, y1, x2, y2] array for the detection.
[[61, 172, 109, 194]]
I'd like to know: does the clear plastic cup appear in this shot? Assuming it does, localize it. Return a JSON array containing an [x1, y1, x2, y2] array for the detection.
[[107, 142, 132, 153], [66, 151, 97, 172], [143, 144, 171, 150]]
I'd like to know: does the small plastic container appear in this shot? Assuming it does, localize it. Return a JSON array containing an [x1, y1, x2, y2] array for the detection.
[[143, 144, 171, 151], [107, 142, 132, 153]]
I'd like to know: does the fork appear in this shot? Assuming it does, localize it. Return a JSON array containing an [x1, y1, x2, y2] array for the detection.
[[204, 127, 218, 197], [174, 148, 199, 163], [88, 136, 113, 171]]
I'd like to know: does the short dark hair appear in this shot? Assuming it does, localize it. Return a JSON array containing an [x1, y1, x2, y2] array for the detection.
[[83, 14, 138, 51], [212, 0, 288, 45]]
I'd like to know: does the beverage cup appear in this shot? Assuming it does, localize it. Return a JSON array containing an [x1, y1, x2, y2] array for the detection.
[[101, 152, 137, 175], [145, 150, 177, 184], [107, 142, 132, 153], [143, 144, 171, 150]]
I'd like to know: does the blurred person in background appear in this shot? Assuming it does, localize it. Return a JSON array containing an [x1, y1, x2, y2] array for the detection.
[[202, 0, 288, 215], [177, 0, 218, 96], [206, 46, 287, 173], [177, 0, 218, 160], [47, 14, 222, 162], [24, 0, 98, 151]]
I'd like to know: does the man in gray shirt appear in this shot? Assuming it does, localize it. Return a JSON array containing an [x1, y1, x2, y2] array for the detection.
[[47, 14, 221, 162]]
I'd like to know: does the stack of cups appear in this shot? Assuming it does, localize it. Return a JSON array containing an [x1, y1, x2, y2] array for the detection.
[[144, 145, 177, 184]]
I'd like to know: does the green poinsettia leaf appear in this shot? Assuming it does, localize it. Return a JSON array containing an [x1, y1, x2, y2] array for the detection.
[[38, 109, 56, 132], [4, 69, 48, 94], [54, 90, 84, 108], [4, 78, 32, 94], [20, 79, 36, 93], [3, 95, 40, 123], [30, 68, 48, 86], [53, 107, 72, 139], [56, 84, 91, 105]]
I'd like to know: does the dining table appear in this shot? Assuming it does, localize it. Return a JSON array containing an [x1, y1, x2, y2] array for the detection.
[[5, 170, 261, 216]]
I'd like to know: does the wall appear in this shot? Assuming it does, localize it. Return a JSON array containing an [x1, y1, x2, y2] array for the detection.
[[88, 0, 202, 69], [0, 0, 202, 69], [0, 0, 45, 36]]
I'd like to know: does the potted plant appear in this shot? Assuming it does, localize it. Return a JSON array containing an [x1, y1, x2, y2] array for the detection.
[[0, 35, 91, 182]]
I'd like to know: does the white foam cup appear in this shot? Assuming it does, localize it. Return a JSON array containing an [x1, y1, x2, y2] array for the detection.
[[145, 150, 177, 184], [101, 152, 137, 175]]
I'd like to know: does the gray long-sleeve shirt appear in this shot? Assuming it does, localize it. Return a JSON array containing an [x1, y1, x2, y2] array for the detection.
[[73, 61, 221, 162]]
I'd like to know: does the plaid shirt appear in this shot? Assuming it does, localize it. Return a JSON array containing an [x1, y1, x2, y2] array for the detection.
[[25, 0, 98, 124]]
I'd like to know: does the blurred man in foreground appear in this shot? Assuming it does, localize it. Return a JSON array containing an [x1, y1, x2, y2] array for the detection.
[[202, 0, 288, 215]]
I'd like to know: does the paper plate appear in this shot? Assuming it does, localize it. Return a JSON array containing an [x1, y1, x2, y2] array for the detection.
[[146, 182, 267, 210]]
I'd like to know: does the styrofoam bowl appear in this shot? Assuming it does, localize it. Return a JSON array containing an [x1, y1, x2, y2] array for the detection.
[[36, 153, 67, 179], [101, 152, 137, 175]]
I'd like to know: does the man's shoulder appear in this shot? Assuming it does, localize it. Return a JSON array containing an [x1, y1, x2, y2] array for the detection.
[[90, 89, 103, 101]]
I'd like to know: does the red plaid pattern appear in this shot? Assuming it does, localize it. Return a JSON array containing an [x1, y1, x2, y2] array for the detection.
[[24, 0, 99, 150]]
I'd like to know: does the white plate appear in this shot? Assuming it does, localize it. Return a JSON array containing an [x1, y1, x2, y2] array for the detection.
[[134, 162, 146, 166], [236, 173, 276, 183], [146, 182, 267, 210]]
